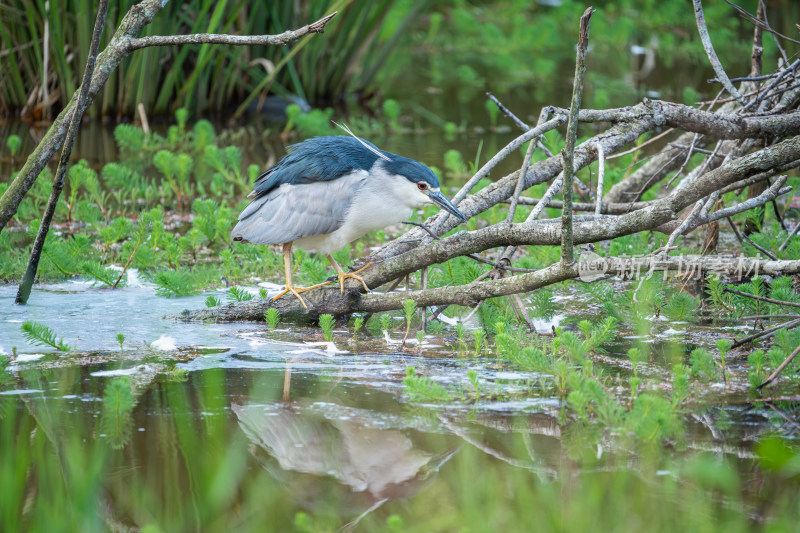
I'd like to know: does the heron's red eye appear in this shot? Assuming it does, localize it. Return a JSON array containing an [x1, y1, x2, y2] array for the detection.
[[417, 182, 428, 190]]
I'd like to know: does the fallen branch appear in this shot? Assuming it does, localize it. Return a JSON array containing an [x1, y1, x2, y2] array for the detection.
[[169, 256, 800, 322]]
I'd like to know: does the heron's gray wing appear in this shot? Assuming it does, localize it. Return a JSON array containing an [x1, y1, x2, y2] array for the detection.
[[231, 170, 366, 245]]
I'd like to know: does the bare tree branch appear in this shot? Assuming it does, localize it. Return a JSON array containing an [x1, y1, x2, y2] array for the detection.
[[693, 0, 746, 104], [124, 12, 337, 51]]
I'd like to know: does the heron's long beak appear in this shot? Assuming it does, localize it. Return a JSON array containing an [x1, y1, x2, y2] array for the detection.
[[429, 190, 468, 223]]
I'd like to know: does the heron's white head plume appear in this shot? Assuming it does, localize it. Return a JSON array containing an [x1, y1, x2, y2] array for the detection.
[[332, 121, 392, 162]]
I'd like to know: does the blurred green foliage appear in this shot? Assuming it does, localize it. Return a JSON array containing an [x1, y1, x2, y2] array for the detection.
[[2, 0, 792, 118]]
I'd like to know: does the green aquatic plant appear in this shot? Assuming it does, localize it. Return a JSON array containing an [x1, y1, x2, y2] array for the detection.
[[531, 290, 557, 318], [402, 367, 453, 402], [5, 134, 21, 158], [101, 377, 135, 450], [403, 299, 416, 344], [416, 329, 425, 348], [379, 314, 392, 332], [690, 348, 718, 382], [153, 270, 199, 297], [383, 99, 402, 131], [20, 321, 73, 352], [716, 339, 733, 384], [319, 314, 335, 343], [663, 292, 698, 321], [78, 260, 122, 287], [116, 333, 125, 353], [227, 286, 254, 303], [628, 347, 647, 377], [472, 328, 486, 356], [443, 149, 469, 179], [352, 316, 364, 335], [747, 350, 767, 388], [265, 308, 281, 329], [205, 295, 222, 308]]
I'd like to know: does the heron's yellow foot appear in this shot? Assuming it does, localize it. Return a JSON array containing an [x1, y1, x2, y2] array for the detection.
[[336, 262, 373, 293], [272, 281, 330, 309]]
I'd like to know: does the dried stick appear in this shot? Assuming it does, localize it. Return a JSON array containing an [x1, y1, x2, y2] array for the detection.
[[731, 318, 800, 349], [740, 231, 778, 260], [561, 7, 594, 265], [486, 92, 529, 131], [778, 221, 800, 251], [693, 0, 746, 104], [15, 0, 109, 305], [594, 143, 605, 215], [661, 200, 703, 259], [758, 343, 800, 389], [125, 12, 337, 50], [448, 116, 566, 208], [749, 0, 765, 81], [506, 108, 551, 224], [743, 58, 800, 111], [606, 127, 676, 160], [724, 287, 800, 309]]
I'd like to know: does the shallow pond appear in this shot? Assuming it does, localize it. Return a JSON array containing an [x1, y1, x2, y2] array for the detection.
[[2, 280, 799, 531]]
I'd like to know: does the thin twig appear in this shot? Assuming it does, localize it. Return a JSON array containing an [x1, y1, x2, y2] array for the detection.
[[743, 58, 800, 111], [606, 127, 676, 160], [401, 221, 538, 273], [661, 200, 703, 259], [725, 0, 800, 46], [506, 108, 550, 224], [779, 221, 800, 252], [758, 343, 800, 389], [486, 92, 529, 130], [726, 217, 745, 245], [15, 0, 109, 305], [724, 287, 800, 309], [594, 143, 605, 215], [740, 231, 778, 260], [732, 318, 800, 349], [693, 0, 746, 104]]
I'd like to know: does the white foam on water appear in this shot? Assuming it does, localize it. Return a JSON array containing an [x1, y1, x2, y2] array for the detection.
[[151, 335, 177, 351]]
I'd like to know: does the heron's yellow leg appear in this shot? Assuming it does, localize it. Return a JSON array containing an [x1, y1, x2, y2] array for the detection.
[[326, 255, 373, 293], [272, 243, 329, 309]]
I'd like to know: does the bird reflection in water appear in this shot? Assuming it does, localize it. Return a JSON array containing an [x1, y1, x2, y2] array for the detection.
[[232, 371, 456, 529]]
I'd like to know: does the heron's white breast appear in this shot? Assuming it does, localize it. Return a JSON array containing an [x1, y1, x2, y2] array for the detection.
[[294, 162, 425, 254]]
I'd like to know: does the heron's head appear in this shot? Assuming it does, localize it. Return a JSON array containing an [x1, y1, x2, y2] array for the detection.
[[381, 156, 468, 223]]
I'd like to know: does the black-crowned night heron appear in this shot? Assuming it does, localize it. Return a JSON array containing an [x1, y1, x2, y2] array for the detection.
[[232, 133, 468, 308]]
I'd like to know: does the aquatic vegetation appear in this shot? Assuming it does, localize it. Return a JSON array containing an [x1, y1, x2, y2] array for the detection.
[[265, 308, 281, 329], [20, 321, 72, 352], [402, 299, 416, 345], [100, 377, 135, 450], [352, 316, 364, 336], [153, 270, 200, 298], [689, 348, 718, 382], [205, 295, 222, 308], [318, 314, 335, 343], [5, 135, 21, 158], [226, 286, 254, 303], [116, 333, 125, 353], [402, 367, 453, 402]]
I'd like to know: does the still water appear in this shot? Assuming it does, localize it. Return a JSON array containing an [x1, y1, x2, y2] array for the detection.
[[1, 279, 797, 531]]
